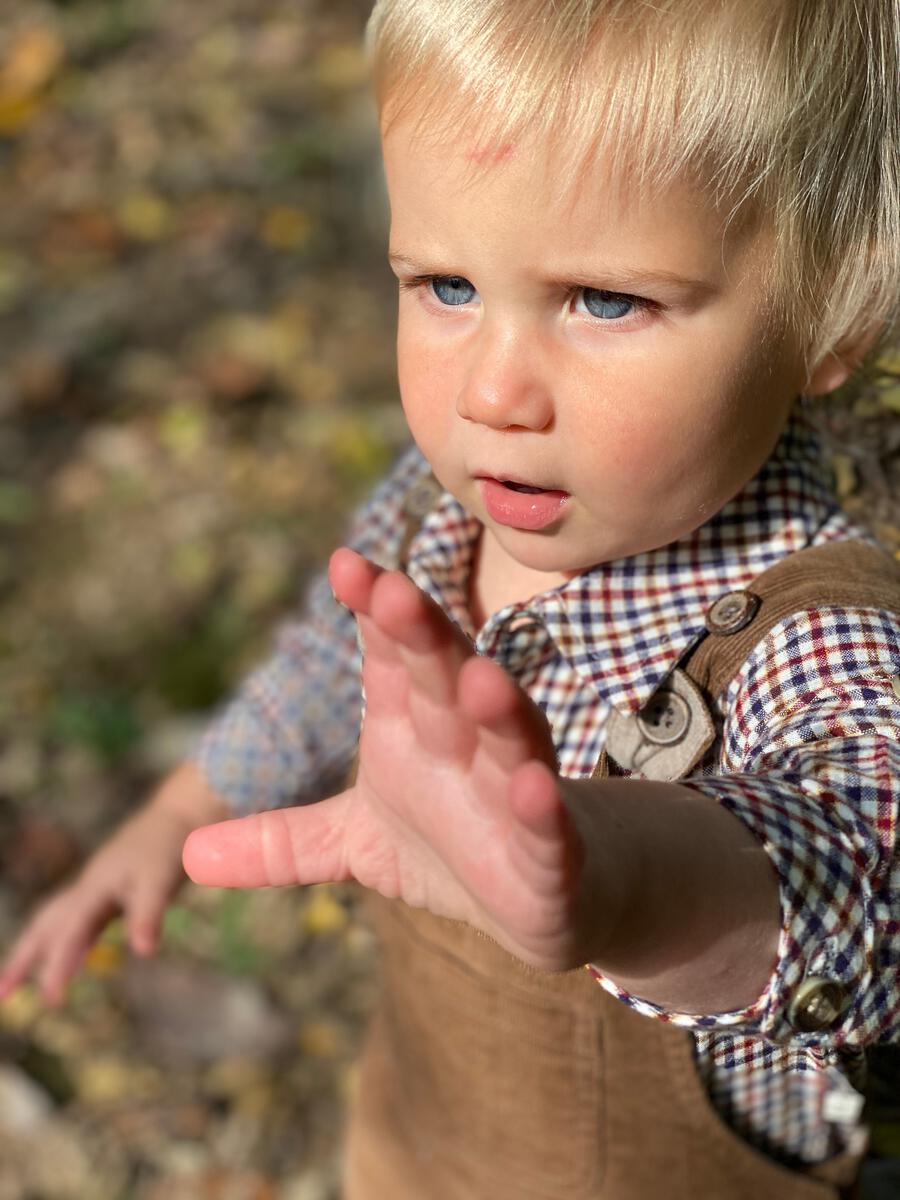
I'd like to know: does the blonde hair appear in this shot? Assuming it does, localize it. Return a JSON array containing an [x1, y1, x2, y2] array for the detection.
[[366, 0, 900, 380]]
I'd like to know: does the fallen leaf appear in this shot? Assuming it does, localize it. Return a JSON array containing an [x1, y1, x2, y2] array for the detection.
[[829, 453, 857, 501], [117, 192, 175, 242], [85, 942, 124, 978], [301, 887, 349, 937], [260, 206, 314, 250], [312, 43, 368, 89], [298, 1020, 343, 1059]]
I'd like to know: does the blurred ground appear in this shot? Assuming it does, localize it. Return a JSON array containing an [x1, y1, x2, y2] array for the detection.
[[0, 2, 898, 1198]]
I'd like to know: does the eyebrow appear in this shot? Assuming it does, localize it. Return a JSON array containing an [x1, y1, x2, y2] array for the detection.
[[388, 251, 717, 297]]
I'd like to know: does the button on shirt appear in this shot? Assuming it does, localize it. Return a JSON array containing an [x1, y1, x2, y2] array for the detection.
[[194, 412, 900, 1170]]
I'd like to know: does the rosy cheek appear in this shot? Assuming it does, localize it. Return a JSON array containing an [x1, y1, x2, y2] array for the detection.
[[397, 349, 452, 441], [579, 408, 683, 480]]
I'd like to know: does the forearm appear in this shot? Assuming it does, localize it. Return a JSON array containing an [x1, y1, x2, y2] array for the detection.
[[560, 777, 781, 1014]]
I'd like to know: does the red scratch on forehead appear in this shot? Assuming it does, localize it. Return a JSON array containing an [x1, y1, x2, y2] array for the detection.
[[466, 141, 515, 165]]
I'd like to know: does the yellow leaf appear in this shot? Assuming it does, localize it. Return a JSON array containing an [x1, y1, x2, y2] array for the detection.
[[0, 986, 41, 1032], [875, 349, 900, 376], [204, 1057, 267, 1097], [1, 28, 64, 97], [313, 44, 368, 89], [878, 384, 900, 414], [329, 418, 388, 478], [234, 1082, 277, 1117], [0, 91, 42, 135], [158, 401, 207, 459], [206, 313, 296, 372], [829, 453, 857, 501], [117, 191, 174, 241], [85, 942, 124, 977], [171, 541, 216, 590], [0, 250, 28, 311], [298, 1019, 342, 1058], [302, 885, 348, 936], [76, 1056, 163, 1104], [261, 206, 313, 251]]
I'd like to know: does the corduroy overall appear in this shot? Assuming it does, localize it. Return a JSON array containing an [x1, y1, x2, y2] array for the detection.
[[343, 522, 900, 1200]]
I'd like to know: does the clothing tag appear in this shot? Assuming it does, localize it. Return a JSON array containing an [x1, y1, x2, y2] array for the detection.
[[822, 1089, 865, 1124]]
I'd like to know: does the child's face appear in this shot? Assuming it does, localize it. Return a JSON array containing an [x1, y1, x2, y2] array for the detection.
[[383, 114, 812, 580]]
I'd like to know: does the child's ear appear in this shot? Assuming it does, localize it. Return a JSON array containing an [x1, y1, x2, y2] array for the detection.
[[803, 323, 885, 396]]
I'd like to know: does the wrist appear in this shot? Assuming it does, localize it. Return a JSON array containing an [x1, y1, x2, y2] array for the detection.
[[149, 760, 230, 831], [560, 776, 781, 1011], [556, 777, 635, 968]]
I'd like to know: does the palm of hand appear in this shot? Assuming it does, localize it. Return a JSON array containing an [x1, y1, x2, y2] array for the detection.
[[184, 549, 584, 970]]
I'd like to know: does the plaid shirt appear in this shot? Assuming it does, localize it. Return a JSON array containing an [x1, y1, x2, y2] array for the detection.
[[194, 411, 900, 1170]]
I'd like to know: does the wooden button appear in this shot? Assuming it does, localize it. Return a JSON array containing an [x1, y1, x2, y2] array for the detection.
[[636, 689, 691, 746], [605, 669, 717, 781], [705, 590, 761, 636]]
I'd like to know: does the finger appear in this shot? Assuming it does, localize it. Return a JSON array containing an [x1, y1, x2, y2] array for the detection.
[[39, 941, 87, 1007], [369, 568, 473, 705], [332, 549, 473, 706], [330, 548, 408, 673], [510, 759, 569, 841], [183, 794, 352, 889], [328, 548, 412, 721], [458, 655, 557, 771], [330, 549, 407, 667], [125, 881, 172, 956], [0, 926, 46, 998], [0, 891, 75, 997], [37, 905, 112, 1006], [328, 547, 385, 617], [507, 760, 582, 879]]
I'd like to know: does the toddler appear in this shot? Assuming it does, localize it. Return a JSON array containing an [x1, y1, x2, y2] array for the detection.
[[3, 2, 900, 1197]]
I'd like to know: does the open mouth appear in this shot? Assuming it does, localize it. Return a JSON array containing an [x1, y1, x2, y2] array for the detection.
[[500, 481, 546, 494]]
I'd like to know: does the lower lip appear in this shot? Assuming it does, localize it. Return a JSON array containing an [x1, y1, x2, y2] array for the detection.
[[478, 478, 570, 530]]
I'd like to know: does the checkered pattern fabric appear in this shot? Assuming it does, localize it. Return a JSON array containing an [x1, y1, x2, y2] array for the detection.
[[194, 410, 899, 1169]]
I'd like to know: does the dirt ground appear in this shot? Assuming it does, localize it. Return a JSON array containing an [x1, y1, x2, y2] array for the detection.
[[0, 2, 898, 1197]]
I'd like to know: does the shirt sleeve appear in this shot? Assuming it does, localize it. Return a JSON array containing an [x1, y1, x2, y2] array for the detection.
[[189, 444, 431, 815], [588, 605, 900, 1070]]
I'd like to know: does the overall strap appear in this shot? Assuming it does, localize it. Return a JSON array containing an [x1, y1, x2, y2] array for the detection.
[[598, 540, 900, 781], [682, 540, 900, 705]]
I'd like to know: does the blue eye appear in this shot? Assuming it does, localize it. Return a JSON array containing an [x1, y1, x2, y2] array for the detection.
[[431, 276, 477, 306], [579, 289, 636, 320]]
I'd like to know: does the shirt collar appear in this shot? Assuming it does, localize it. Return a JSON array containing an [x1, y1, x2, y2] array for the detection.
[[407, 411, 842, 715]]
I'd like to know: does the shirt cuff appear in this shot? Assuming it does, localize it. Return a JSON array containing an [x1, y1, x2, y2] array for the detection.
[[588, 771, 876, 1059]]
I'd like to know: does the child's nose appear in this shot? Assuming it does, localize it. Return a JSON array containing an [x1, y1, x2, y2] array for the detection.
[[455, 326, 554, 432]]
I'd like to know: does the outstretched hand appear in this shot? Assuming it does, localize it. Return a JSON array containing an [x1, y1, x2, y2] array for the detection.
[[183, 548, 591, 970]]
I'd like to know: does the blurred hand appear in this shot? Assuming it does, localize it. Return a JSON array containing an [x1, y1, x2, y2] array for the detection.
[[0, 762, 224, 1005], [184, 548, 593, 972]]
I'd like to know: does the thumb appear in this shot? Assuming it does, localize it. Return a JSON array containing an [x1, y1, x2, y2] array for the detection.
[[182, 794, 351, 889]]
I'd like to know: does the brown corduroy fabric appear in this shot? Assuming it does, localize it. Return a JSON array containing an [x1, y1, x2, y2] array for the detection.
[[344, 899, 861, 1200], [341, 536, 900, 1199]]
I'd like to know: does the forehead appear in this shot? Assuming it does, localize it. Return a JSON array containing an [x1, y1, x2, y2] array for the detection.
[[382, 116, 767, 286]]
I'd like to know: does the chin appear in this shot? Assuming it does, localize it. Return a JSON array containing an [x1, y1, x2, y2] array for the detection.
[[497, 529, 610, 577]]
